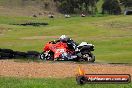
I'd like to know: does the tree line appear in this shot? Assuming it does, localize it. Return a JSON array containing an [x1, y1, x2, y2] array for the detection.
[[54, 0, 132, 15], [54, 0, 99, 14]]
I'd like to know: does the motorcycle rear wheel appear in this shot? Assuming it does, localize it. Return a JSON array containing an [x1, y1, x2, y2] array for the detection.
[[40, 51, 54, 61]]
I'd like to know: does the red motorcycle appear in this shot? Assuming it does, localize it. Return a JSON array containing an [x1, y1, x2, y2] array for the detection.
[[40, 40, 95, 62]]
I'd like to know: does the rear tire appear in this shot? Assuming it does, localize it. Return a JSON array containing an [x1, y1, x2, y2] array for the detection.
[[39, 52, 45, 60], [39, 51, 54, 61]]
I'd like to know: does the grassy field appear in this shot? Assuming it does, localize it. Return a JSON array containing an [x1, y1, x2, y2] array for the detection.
[[0, 77, 131, 88], [0, 15, 132, 87], [0, 15, 132, 63]]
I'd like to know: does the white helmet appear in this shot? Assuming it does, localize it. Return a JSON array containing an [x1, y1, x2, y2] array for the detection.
[[59, 35, 69, 42]]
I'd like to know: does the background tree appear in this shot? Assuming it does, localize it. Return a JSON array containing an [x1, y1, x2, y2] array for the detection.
[[102, 0, 121, 15], [54, 0, 99, 14], [119, 0, 132, 8]]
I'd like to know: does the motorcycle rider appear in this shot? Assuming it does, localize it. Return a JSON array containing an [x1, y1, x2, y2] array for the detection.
[[59, 35, 69, 42], [59, 35, 77, 50], [41, 35, 95, 62], [57, 35, 77, 60]]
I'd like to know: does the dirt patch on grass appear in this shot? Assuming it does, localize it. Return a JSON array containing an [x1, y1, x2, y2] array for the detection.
[[0, 26, 11, 35], [0, 60, 132, 78], [0, 6, 51, 17], [0, 27, 8, 34], [21, 36, 59, 40]]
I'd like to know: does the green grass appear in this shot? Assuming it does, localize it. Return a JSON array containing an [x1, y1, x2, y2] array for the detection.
[[0, 15, 132, 63], [0, 77, 131, 88], [0, 14, 132, 88]]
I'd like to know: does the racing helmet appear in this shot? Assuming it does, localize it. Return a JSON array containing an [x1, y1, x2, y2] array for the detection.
[[59, 35, 69, 42]]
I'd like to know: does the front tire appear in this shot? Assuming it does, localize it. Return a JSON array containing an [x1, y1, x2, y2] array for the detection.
[[82, 53, 95, 62]]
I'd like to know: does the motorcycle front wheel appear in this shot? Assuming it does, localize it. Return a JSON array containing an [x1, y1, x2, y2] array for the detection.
[[81, 53, 95, 62]]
